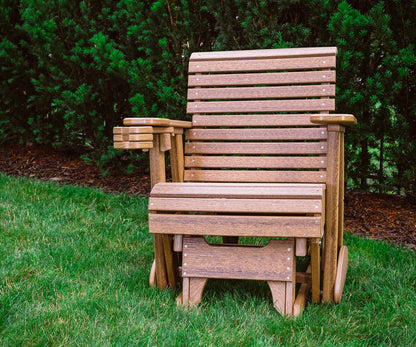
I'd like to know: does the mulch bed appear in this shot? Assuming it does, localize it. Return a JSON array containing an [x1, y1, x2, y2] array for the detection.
[[0, 144, 151, 196], [1, 144, 415, 249]]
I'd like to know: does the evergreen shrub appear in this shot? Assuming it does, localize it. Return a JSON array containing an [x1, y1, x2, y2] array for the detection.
[[0, 0, 415, 193]]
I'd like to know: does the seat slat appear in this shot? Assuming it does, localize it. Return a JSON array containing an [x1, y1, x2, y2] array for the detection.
[[192, 114, 316, 127], [151, 182, 325, 199], [184, 170, 326, 183], [150, 213, 323, 238], [184, 156, 326, 169], [189, 56, 336, 73], [187, 85, 335, 100], [186, 142, 326, 155], [186, 128, 327, 141], [188, 70, 336, 87], [187, 99, 335, 113], [149, 197, 322, 213]]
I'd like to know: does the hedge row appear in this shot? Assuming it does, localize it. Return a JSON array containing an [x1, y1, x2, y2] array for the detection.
[[1, 1, 415, 193]]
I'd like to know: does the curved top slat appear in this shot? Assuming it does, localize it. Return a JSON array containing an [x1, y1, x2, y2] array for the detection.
[[190, 47, 337, 61]]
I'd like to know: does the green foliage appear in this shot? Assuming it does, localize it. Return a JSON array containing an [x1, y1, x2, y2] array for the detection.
[[1, 1, 415, 193], [327, 1, 416, 194]]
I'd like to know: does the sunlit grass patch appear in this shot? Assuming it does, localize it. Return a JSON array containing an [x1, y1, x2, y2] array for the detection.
[[1, 173, 415, 345]]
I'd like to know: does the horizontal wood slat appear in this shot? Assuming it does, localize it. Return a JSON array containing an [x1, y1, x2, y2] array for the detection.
[[187, 99, 335, 113], [188, 70, 336, 87], [149, 213, 322, 238], [186, 142, 327, 155], [189, 47, 337, 61], [188, 85, 335, 100], [114, 142, 153, 150], [113, 126, 181, 135], [181, 238, 295, 281], [185, 156, 327, 169], [186, 128, 327, 141], [192, 114, 316, 127], [113, 134, 153, 142], [123, 118, 192, 128], [184, 238, 295, 281], [189, 56, 336, 73], [113, 126, 153, 134], [184, 170, 326, 183], [150, 182, 325, 199], [149, 197, 322, 213]]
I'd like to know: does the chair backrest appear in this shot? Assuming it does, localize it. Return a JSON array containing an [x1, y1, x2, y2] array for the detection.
[[183, 47, 337, 184]]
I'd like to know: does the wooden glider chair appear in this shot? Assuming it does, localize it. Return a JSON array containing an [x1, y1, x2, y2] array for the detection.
[[113, 47, 356, 316]]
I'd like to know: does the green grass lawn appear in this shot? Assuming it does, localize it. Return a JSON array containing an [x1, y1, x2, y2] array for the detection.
[[1, 173, 415, 346]]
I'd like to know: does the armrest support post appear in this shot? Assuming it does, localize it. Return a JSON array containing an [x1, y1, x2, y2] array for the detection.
[[171, 134, 185, 183], [322, 124, 345, 303], [116, 118, 189, 290]]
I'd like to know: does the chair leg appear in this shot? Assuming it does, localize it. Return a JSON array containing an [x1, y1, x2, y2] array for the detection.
[[149, 259, 156, 287], [293, 264, 311, 316], [179, 277, 208, 307], [334, 245, 348, 303], [310, 238, 321, 303], [285, 281, 295, 316], [182, 277, 190, 305], [162, 235, 178, 289], [267, 281, 287, 315], [189, 278, 208, 305], [154, 234, 168, 289], [267, 280, 295, 316]]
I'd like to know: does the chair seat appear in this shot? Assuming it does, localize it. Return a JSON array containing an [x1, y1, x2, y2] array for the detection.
[[149, 182, 325, 238]]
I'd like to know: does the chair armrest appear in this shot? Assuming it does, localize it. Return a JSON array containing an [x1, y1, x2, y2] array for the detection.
[[123, 117, 192, 128], [114, 118, 192, 150], [114, 117, 187, 183], [310, 114, 357, 126]]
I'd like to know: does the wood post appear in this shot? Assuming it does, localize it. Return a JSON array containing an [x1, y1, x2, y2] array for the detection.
[[322, 124, 344, 303], [293, 264, 311, 316], [338, 131, 345, 248], [149, 134, 166, 188], [149, 131, 186, 290], [149, 135, 168, 289], [170, 134, 184, 183], [170, 133, 185, 285], [310, 238, 321, 303], [150, 133, 181, 289]]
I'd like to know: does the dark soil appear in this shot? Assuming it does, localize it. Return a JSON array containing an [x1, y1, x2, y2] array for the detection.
[[1, 144, 415, 249]]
